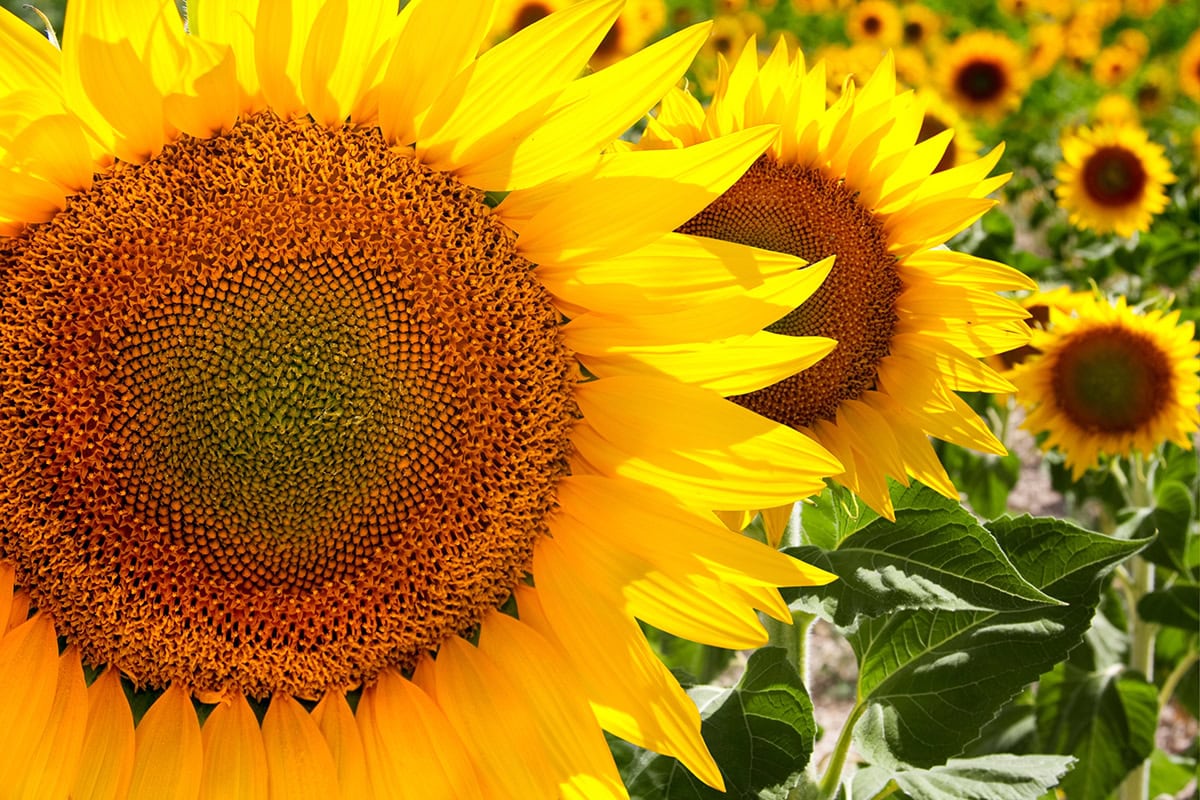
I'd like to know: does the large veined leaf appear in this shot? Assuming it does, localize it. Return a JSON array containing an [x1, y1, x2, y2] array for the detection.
[[853, 754, 1074, 800], [798, 484, 879, 551], [849, 515, 1149, 768], [785, 484, 1059, 626], [1035, 663, 1158, 800], [615, 647, 816, 800]]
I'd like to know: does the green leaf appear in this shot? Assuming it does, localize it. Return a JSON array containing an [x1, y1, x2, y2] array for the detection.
[[1137, 583, 1200, 631], [617, 648, 816, 800], [784, 485, 1059, 627], [848, 515, 1149, 768], [1148, 748, 1199, 800], [889, 755, 1074, 800], [1138, 479, 1196, 577], [798, 484, 878, 550], [940, 448, 1022, 520], [1034, 663, 1158, 800]]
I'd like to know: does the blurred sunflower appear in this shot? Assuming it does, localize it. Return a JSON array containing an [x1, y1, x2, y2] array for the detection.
[[1055, 121, 1175, 237], [846, 0, 903, 47], [1011, 295, 1200, 478], [1093, 93, 1139, 126], [901, 3, 943, 50], [640, 41, 1033, 525], [1029, 23, 1066, 79], [940, 31, 1029, 122], [0, 0, 845, 797], [1180, 29, 1200, 102], [1134, 64, 1174, 117], [1092, 44, 1140, 88]]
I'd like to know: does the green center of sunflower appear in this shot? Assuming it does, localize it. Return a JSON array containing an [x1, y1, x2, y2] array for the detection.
[[677, 155, 900, 429], [956, 60, 1006, 103], [0, 111, 576, 698], [1082, 145, 1147, 207], [1051, 325, 1170, 432]]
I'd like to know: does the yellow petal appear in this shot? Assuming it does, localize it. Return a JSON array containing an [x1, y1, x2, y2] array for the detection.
[[760, 503, 796, 548], [559, 255, 834, 345], [377, 0, 496, 144], [128, 684, 203, 800], [312, 692, 371, 800], [299, 0, 392, 126], [357, 668, 484, 800], [254, 0, 322, 118], [5, 588, 31, 632], [189, 0, 263, 110], [63, 0, 181, 162], [433, 636, 561, 799], [573, 330, 835, 396], [262, 694, 340, 800], [500, 125, 778, 264], [415, 0, 622, 173], [72, 669, 135, 800], [515, 581, 724, 790], [572, 376, 840, 508], [0, 614, 60, 786], [547, 512, 771, 648], [164, 37, 240, 138], [534, 232, 811, 315], [14, 646, 89, 800], [477, 612, 629, 800], [453, 22, 711, 190], [198, 695, 268, 800], [0, 6, 62, 96]]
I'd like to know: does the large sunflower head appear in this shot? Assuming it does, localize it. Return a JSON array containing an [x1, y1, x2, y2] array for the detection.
[[1010, 295, 1200, 478], [1054, 120, 1175, 237], [939, 30, 1030, 123], [0, 0, 844, 795], [639, 39, 1034, 523]]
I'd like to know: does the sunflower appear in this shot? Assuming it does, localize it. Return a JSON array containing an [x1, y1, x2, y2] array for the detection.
[[1094, 93, 1139, 126], [1092, 44, 1140, 88], [1054, 120, 1175, 237], [939, 31, 1029, 123], [1010, 295, 1200, 478], [639, 41, 1033, 525], [845, 0, 903, 48], [1029, 23, 1066, 79], [901, 4, 943, 50], [0, 1, 846, 796], [1180, 30, 1200, 103]]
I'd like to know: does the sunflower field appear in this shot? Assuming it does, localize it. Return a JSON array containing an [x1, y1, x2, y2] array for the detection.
[[0, 0, 1196, 799]]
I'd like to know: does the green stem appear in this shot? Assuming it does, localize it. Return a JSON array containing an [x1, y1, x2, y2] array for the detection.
[[817, 701, 866, 800], [767, 610, 817, 683], [1157, 649, 1198, 709], [1117, 455, 1157, 800], [870, 781, 902, 800]]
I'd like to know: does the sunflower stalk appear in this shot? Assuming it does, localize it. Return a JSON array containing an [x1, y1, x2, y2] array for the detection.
[[815, 700, 866, 800], [1116, 454, 1158, 800]]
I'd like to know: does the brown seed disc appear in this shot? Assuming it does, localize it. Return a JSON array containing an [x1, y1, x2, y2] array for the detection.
[[1050, 325, 1171, 433], [678, 155, 901, 429], [955, 59, 1008, 103], [1082, 145, 1148, 208], [0, 111, 577, 698]]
